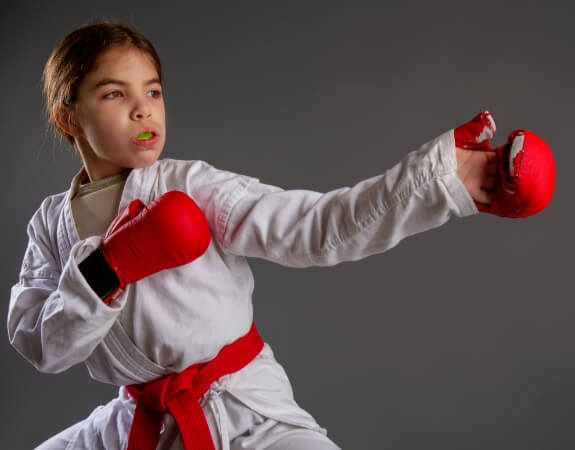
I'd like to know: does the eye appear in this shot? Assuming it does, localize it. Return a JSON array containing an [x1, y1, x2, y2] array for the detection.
[[147, 89, 162, 99], [103, 90, 122, 99]]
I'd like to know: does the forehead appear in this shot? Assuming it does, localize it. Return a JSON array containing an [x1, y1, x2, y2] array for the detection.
[[87, 46, 159, 82]]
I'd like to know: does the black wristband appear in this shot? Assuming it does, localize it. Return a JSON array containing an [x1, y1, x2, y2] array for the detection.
[[78, 248, 120, 300]]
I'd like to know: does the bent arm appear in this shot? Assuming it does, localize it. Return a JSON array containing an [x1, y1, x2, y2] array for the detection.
[[7, 206, 125, 374], [220, 130, 477, 267]]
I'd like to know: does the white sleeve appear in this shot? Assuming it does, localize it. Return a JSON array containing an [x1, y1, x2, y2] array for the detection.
[[219, 129, 478, 267], [7, 199, 126, 374]]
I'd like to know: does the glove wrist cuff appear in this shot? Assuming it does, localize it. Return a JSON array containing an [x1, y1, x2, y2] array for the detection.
[[79, 247, 121, 303]]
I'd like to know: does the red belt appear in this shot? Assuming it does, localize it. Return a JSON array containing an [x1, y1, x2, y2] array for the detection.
[[126, 324, 264, 450]]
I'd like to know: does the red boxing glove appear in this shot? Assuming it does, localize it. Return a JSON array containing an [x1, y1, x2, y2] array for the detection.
[[454, 111, 556, 218], [84, 191, 211, 302]]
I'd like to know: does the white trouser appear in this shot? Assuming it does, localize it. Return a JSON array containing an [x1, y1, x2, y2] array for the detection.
[[35, 386, 340, 450]]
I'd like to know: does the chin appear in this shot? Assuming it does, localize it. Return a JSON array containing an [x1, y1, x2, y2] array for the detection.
[[132, 153, 162, 169]]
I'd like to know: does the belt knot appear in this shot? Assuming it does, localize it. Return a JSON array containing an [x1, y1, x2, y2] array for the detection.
[[139, 366, 201, 413], [126, 324, 264, 450]]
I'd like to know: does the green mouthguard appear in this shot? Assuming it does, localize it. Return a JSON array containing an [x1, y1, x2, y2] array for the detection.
[[137, 132, 154, 140]]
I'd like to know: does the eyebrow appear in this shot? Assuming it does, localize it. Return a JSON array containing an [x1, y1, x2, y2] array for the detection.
[[93, 78, 162, 89]]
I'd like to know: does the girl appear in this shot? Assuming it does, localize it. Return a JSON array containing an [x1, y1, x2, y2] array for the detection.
[[9, 21, 500, 450]]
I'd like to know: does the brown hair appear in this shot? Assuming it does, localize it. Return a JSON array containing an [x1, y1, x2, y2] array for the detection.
[[42, 21, 162, 146]]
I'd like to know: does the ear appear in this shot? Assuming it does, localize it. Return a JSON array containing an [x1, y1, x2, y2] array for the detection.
[[55, 106, 83, 138]]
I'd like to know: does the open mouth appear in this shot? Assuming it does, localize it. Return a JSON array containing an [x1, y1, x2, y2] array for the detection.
[[136, 131, 155, 141]]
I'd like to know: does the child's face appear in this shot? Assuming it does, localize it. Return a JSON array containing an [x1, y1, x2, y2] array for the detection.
[[72, 45, 166, 181]]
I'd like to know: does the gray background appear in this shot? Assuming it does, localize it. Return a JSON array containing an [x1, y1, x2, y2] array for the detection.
[[1, 1, 573, 449]]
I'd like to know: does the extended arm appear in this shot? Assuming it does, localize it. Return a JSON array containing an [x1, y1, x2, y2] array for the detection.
[[219, 128, 476, 267]]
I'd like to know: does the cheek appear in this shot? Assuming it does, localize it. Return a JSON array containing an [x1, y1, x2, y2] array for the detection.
[[157, 105, 167, 129], [80, 110, 124, 142]]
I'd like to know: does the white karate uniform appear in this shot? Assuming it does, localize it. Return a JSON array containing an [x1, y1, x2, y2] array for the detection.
[[7, 129, 477, 449]]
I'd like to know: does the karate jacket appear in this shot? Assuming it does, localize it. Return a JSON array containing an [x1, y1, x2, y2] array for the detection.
[[7, 128, 477, 439]]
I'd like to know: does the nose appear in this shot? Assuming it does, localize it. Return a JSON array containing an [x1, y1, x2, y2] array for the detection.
[[130, 97, 152, 121]]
